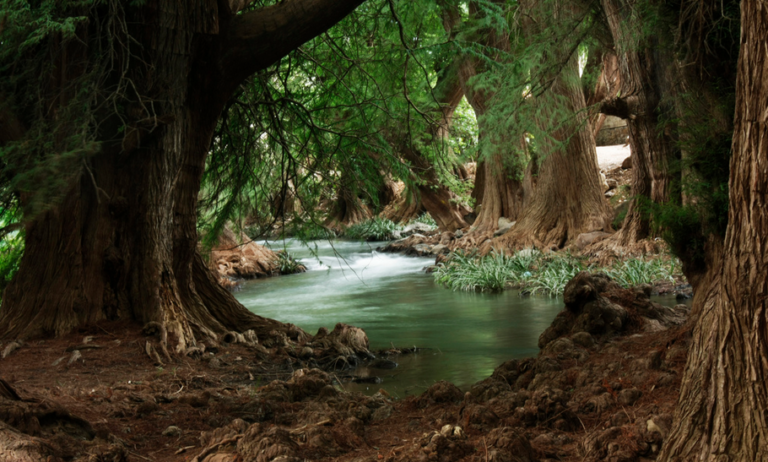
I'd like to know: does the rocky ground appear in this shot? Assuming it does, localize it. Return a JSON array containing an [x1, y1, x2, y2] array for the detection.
[[0, 272, 691, 462]]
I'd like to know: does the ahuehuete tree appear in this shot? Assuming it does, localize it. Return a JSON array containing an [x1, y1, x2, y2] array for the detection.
[[594, 0, 679, 251], [0, 0, 364, 345], [482, 0, 611, 251], [659, 0, 768, 458], [458, 0, 534, 238]]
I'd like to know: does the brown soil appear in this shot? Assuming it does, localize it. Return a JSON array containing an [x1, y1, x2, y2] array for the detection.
[[0, 272, 690, 462]]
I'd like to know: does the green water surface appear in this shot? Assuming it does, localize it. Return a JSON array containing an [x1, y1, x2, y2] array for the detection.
[[235, 239, 570, 396]]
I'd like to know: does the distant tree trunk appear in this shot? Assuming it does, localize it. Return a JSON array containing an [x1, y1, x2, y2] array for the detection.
[[325, 170, 372, 230], [460, 61, 531, 236], [585, 52, 621, 137], [0, 0, 364, 344], [659, 2, 768, 458], [457, 1, 531, 237], [399, 146, 471, 231], [392, 58, 471, 232], [598, 0, 678, 247], [487, 53, 610, 251], [381, 184, 425, 224]]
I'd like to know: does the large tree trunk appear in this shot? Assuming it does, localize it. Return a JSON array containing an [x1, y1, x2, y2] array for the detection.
[[392, 58, 471, 232], [399, 146, 471, 232], [324, 170, 373, 230], [597, 0, 678, 248], [486, 54, 611, 251], [456, 1, 531, 238], [0, 0, 364, 345], [381, 183, 426, 224], [659, 2, 768, 458], [460, 61, 531, 237]]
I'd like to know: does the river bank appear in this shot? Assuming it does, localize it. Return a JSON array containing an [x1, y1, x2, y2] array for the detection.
[[0, 271, 690, 461]]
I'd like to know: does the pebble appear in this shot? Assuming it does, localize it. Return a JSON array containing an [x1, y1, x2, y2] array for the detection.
[[162, 425, 182, 437]]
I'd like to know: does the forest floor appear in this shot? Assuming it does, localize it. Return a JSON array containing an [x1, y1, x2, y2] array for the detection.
[[0, 273, 690, 462]]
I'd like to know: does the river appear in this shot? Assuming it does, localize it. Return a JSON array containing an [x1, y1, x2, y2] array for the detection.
[[235, 239, 681, 397]]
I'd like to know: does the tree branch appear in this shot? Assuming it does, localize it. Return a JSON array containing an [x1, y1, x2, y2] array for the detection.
[[221, 0, 366, 85]]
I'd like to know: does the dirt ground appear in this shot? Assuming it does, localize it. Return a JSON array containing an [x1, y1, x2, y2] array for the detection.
[[0, 272, 690, 462]]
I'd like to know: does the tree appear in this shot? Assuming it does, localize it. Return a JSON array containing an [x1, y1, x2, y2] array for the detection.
[[482, 0, 611, 251], [596, 0, 679, 249], [458, 0, 533, 237], [659, 0, 768, 458], [0, 0, 364, 345]]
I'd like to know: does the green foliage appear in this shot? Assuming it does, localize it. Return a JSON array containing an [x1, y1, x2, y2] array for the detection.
[[0, 232, 24, 291], [0, 0, 136, 222], [344, 218, 402, 241], [409, 213, 437, 228], [433, 251, 520, 292], [435, 249, 682, 296], [603, 257, 677, 288]]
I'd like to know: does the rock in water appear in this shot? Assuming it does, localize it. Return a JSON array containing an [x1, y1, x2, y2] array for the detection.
[[621, 156, 632, 169]]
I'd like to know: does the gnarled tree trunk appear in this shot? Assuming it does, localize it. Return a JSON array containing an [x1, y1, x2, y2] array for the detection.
[[660, 2, 768, 458], [597, 0, 678, 248], [457, 1, 532, 238], [460, 61, 532, 237], [486, 53, 611, 252], [0, 0, 365, 346]]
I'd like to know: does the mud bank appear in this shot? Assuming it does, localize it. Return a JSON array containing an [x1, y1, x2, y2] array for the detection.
[[0, 273, 690, 462]]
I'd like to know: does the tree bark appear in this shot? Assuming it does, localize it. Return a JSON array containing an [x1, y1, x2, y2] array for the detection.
[[460, 60, 531, 237], [585, 52, 621, 137], [392, 58, 471, 232], [381, 184, 426, 224], [457, 1, 531, 237], [324, 170, 373, 230], [0, 0, 364, 345], [660, 1, 768, 458], [399, 146, 471, 232], [597, 0, 678, 247]]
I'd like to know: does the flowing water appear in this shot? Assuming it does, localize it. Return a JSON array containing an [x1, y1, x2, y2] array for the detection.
[[235, 239, 681, 397]]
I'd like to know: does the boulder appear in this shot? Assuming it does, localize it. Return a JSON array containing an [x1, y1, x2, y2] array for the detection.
[[621, 156, 632, 169], [538, 272, 688, 349]]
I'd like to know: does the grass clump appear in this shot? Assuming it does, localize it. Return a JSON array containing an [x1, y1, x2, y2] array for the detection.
[[434, 249, 682, 296], [409, 213, 437, 229], [345, 218, 402, 241], [274, 250, 306, 274], [434, 249, 543, 293], [603, 257, 677, 287]]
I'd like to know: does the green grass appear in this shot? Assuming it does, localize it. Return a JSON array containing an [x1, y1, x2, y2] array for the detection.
[[408, 213, 437, 229], [603, 257, 677, 287], [434, 250, 681, 296], [274, 250, 305, 274], [344, 218, 402, 241]]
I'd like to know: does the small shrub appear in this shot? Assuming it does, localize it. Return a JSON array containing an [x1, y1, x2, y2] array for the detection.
[[274, 251, 306, 274], [345, 218, 402, 241]]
